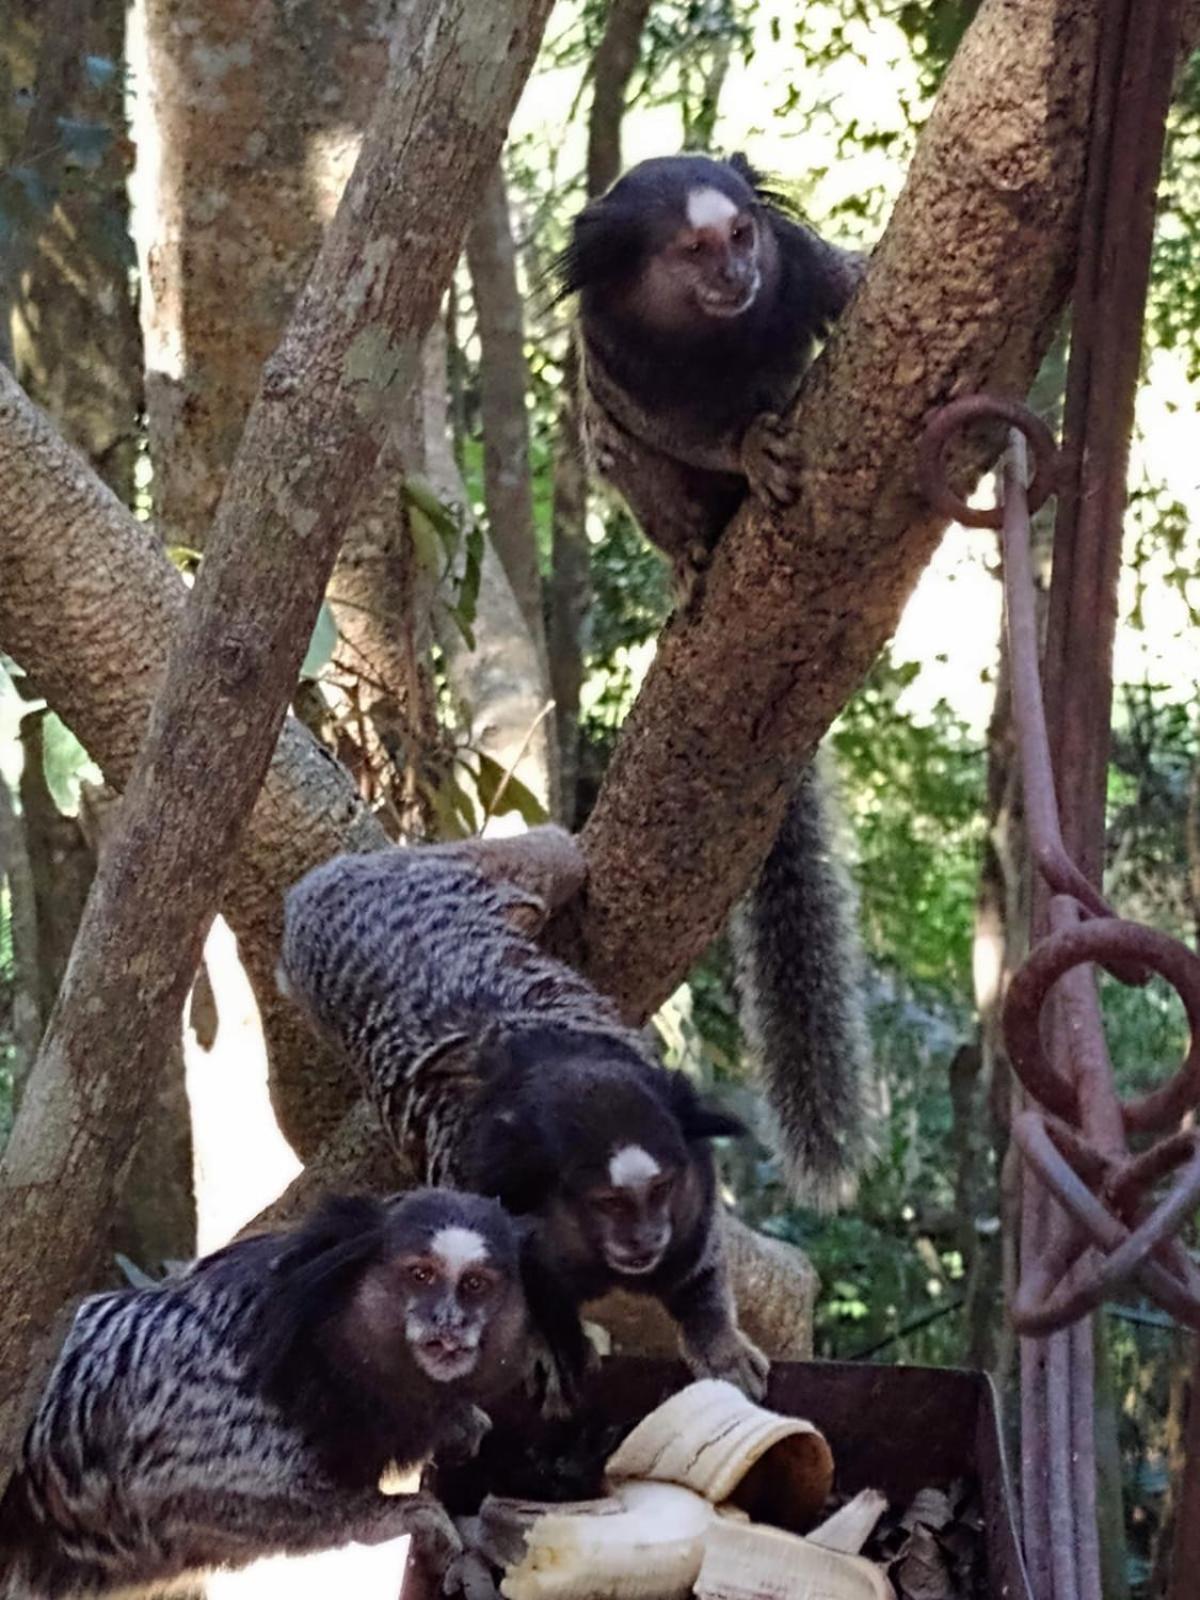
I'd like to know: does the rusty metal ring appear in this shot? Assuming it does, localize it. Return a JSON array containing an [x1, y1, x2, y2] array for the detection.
[[1004, 917, 1200, 1126], [1011, 1112, 1200, 1333], [917, 395, 1059, 529]]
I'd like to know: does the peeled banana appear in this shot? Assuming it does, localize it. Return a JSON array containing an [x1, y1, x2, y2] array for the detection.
[[807, 1490, 889, 1556], [487, 1481, 713, 1600], [466, 1381, 895, 1600]]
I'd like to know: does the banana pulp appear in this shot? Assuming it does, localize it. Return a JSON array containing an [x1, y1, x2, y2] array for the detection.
[[474, 1381, 895, 1600]]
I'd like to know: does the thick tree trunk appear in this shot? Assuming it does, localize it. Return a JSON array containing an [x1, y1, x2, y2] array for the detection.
[[131, 0, 396, 547], [0, 0, 555, 1477], [4, 0, 142, 504], [557, 0, 1115, 1017]]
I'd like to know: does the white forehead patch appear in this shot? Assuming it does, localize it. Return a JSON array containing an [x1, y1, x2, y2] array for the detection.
[[608, 1145, 662, 1189], [431, 1226, 489, 1276], [686, 187, 738, 231]]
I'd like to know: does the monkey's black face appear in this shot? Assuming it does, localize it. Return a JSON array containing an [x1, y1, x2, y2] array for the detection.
[[391, 1230, 510, 1382], [574, 1142, 682, 1277], [333, 1201, 527, 1393], [655, 186, 763, 322]]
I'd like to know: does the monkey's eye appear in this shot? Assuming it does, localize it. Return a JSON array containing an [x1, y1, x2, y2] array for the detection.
[[593, 1193, 628, 1216], [685, 239, 704, 256], [459, 1271, 490, 1298], [407, 1262, 435, 1287], [649, 1176, 673, 1203], [730, 223, 749, 243]]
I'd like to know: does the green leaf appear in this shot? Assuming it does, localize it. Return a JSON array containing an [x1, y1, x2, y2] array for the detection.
[[407, 503, 444, 579], [300, 599, 339, 680], [404, 478, 462, 558], [473, 752, 549, 826], [457, 522, 483, 628]]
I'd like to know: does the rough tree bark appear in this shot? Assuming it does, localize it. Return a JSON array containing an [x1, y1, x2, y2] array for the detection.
[[466, 165, 550, 661], [2, 0, 142, 503], [0, 0, 555, 1478], [0, 0, 1166, 1381], [132, 0, 397, 547], [131, 0, 449, 1087], [548, 0, 652, 821], [554, 0, 1120, 1016]]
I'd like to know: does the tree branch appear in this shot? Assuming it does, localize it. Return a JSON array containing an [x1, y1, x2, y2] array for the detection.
[[564, 0, 1112, 1015], [0, 0, 554, 1474]]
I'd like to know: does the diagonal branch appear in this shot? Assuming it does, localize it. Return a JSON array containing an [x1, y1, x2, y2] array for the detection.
[[564, 0, 1128, 1015], [0, 0, 554, 1474]]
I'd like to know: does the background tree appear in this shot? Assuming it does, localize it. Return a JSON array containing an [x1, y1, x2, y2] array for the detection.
[[2, 1, 1200, 1594]]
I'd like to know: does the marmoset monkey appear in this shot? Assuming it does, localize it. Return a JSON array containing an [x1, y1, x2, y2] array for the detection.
[[559, 153, 874, 1204], [279, 832, 768, 1413], [0, 1189, 528, 1598]]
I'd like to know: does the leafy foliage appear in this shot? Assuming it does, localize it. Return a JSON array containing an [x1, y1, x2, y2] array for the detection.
[[3, 11, 1200, 1594]]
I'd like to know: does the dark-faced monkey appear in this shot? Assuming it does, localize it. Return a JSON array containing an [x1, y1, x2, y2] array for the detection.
[[556, 153, 876, 1211], [0, 1189, 529, 1598], [278, 832, 768, 1415]]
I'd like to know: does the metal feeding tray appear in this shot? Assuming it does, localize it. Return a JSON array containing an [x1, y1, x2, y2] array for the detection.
[[422, 1357, 1032, 1600]]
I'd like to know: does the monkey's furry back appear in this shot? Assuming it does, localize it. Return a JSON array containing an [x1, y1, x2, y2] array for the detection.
[[279, 846, 656, 1183]]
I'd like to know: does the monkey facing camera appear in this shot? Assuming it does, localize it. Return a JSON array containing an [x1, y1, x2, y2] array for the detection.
[[0, 1188, 529, 1599], [279, 839, 770, 1419], [557, 157, 877, 1212], [559, 151, 866, 596]]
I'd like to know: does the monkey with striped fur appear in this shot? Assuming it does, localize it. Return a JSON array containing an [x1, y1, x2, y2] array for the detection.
[[0, 1190, 528, 1598], [278, 832, 767, 1412]]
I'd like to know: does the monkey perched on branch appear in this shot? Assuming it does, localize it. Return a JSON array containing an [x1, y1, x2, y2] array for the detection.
[[279, 830, 768, 1413], [0, 1190, 528, 1598], [558, 152, 875, 1206]]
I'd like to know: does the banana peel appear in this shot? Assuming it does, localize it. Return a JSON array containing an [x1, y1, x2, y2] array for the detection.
[[473, 1382, 895, 1600], [696, 1515, 894, 1600], [605, 1379, 833, 1531]]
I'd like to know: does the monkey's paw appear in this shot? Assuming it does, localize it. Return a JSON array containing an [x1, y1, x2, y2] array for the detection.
[[741, 414, 801, 511], [396, 1493, 464, 1575], [435, 1403, 492, 1466], [442, 1549, 501, 1600], [684, 1327, 770, 1402]]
